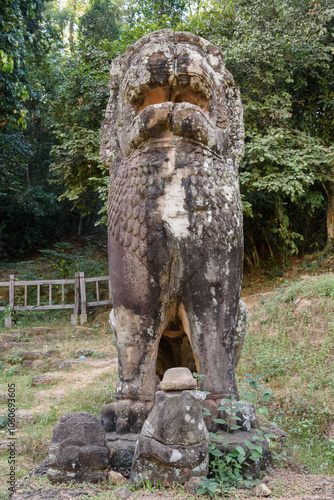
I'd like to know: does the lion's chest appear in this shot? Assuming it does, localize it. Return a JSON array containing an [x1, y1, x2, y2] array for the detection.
[[156, 149, 190, 239], [108, 147, 242, 261]]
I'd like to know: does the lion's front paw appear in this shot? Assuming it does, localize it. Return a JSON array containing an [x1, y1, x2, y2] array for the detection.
[[99, 400, 154, 434]]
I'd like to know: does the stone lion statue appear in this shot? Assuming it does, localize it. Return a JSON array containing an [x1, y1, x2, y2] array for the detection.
[[100, 29, 246, 435]]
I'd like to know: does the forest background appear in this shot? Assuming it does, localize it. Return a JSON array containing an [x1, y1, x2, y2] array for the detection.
[[1, 0, 334, 267]]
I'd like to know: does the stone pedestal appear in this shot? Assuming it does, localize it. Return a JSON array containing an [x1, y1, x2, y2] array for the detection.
[[130, 368, 209, 486]]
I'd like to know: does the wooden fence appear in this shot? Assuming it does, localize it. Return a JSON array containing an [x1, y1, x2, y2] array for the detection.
[[0, 272, 112, 328]]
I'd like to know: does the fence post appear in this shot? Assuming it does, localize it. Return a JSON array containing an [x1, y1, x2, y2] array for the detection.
[[79, 272, 87, 325], [5, 275, 14, 328], [71, 272, 80, 326]]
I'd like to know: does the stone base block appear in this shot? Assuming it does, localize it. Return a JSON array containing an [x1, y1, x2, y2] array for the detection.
[[46, 413, 109, 484], [131, 436, 208, 486], [106, 432, 138, 470], [47, 467, 108, 484]]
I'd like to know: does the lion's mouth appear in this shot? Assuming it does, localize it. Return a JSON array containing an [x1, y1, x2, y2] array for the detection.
[[119, 101, 223, 157], [133, 101, 214, 131]]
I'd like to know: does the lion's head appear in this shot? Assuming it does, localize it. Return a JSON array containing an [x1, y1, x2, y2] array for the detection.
[[100, 29, 244, 170]]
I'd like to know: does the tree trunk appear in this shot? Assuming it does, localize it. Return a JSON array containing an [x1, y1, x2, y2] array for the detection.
[[69, 19, 74, 50], [77, 213, 83, 236], [262, 227, 274, 261], [68, 1, 77, 52], [249, 234, 260, 268], [244, 251, 254, 270], [324, 182, 334, 248]]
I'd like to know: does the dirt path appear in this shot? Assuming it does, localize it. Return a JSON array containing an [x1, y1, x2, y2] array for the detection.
[[11, 468, 334, 499]]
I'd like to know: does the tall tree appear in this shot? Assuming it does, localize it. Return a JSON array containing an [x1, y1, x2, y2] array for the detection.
[[185, 0, 334, 261], [0, 0, 74, 258], [48, 0, 120, 229]]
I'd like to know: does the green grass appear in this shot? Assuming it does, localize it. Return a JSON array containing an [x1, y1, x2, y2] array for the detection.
[[238, 274, 334, 475]]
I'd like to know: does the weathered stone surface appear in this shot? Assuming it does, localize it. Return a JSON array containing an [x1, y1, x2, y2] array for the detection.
[[141, 390, 208, 446], [22, 360, 33, 367], [22, 351, 43, 360], [22, 327, 52, 335], [109, 470, 127, 485], [74, 326, 94, 335], [100, 28, 245, 435], [59, 360, 79, 371], [252, 483, 273, 497], [160, 367, 197, 391], [44, 333, 60, 341], [234, 300, 249, 367], [32, 373, 56, 386], [131, 437, 208, 486], [0, 342, 25, 352], [131, 389, 208, 486], [47, 412, 109, 483], [222, 400, 257, 432], [105, 432, 138, 470], [184, 476, 203, 493], [260, 422, 288, 443], [100, 401, 154, 435], [203, 398, 258, 434], [1, 334, 17, 342], [114, 486, 132, 499], [43, 349, 61, 359], [12, 489, 90, 499]]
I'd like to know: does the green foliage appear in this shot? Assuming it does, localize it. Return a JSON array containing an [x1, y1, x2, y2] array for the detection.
[[127, 0, 187, 30], [38, 241, 108, 278], [2, 0, 334, 261], [6, 350, 24, 365], [0, 131, 31, 197], [0, 416, 9, 429], [197, 395, 269, 496], [0, 0, 49, 128], [185, 0, 334, 261], [325, 439, 334, 463], [46, 0, 120, 220], [78, 0, 120, 44], [49, 126, 104, 214], [0, 186, 69, 259]]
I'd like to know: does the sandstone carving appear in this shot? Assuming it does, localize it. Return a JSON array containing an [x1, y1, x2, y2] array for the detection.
[[100, 28, 245, 440], [47, 413, 109, 483], [131, 368, 208, 486]]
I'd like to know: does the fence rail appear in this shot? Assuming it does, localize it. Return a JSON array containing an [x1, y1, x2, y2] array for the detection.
[[0, 273, 112, 327]]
